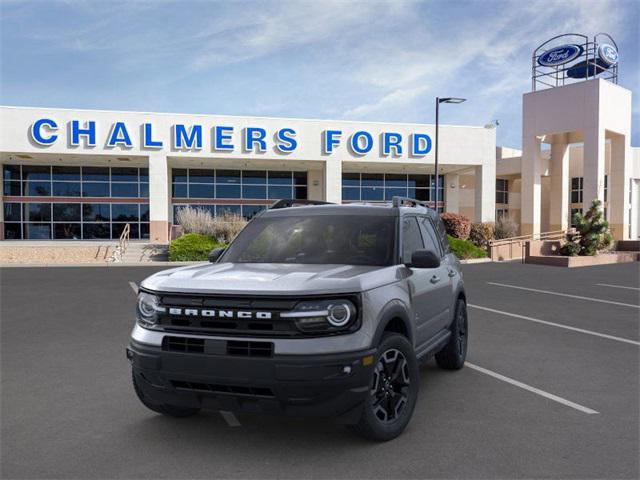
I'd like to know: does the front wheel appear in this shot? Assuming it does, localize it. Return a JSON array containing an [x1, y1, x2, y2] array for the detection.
[[349, 333, 419, 441], [435, 298, 468, 370]]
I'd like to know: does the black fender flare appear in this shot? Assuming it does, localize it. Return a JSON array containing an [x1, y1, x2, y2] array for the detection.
[[370, 299, 414, 348]]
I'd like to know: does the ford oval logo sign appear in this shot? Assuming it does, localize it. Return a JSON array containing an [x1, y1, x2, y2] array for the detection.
[[538, 44, 583, 67], [598, 44, 618, 66]]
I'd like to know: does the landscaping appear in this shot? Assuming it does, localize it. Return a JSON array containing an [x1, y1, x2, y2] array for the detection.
[[448, 235, 487, 260], [168, 233, 226, 262]]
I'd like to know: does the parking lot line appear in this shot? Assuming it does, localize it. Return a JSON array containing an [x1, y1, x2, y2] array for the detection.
[[596, 283, 640, 291], [466, 362, 599, 415], [487, 282, 640, 309], [129, 282, 138, 294], [220, 410, 242, 427], [469, 304, 640, 346]]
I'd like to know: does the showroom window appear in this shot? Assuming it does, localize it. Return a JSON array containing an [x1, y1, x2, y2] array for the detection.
[[496, 178, 509, 204], [342, 173, 444, 211], [171, 168, 307, 220]]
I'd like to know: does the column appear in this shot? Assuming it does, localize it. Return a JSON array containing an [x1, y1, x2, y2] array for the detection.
[[521, 135, 543, 236], [549, 134, 570, 231], [474, 162, 495, 223], [609, 134, 631, 240], [0, 170, 4, 240], [582, 126, 605, 212], [148, 153, 170, 244], [306, 169, 324, 201], [324, 159, 342, 204], [445, 173, 459, 214]]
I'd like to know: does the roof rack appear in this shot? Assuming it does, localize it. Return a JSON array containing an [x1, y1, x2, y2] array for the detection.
[[269, 199, 334, 210], [391, 196, 431, 209]]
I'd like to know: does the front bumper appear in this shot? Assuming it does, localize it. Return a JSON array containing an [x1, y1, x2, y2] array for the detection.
[[128, 339, 376, 422]]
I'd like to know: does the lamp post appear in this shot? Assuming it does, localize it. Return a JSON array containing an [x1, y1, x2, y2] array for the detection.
[[435, 97, 466, 208]]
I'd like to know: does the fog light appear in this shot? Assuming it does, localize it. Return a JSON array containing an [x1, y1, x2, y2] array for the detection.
[[362, 355, 374, 366]]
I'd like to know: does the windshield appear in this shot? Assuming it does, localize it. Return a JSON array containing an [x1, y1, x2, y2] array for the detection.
[[222, 214, 397, 266]]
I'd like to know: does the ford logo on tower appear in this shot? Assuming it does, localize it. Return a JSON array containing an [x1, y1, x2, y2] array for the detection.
[[598, 43, 618, 66], [537, 44, 583, 67]]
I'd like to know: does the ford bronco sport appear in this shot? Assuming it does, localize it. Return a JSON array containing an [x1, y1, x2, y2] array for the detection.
[[128, 197, 468, 441]]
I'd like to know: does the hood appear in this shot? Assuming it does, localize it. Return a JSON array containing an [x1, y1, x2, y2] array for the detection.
[[140, 262, 402, 295]]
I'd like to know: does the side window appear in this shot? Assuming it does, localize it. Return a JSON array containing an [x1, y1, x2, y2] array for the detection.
[[419, 217, 442, 257], [402, 217, 424, 263], [434, 216, 451, 254]]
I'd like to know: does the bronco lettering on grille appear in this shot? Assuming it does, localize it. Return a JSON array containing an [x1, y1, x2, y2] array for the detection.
[[168, 308, 272, 320]]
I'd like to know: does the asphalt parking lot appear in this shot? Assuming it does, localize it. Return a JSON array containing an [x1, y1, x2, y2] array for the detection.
[[1, 261, 638, 479]]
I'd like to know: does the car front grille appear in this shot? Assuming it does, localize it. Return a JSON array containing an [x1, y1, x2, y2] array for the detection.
[[162, 336, 274, 357]]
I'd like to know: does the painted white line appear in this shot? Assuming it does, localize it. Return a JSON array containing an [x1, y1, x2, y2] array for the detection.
[[129, 282, 138, 294], [487, 282, 640, 309], [596, 283, 640, 291], [466, 362, 599, 415], [469, 304, 640, 346], [220, 410, 241, 427]]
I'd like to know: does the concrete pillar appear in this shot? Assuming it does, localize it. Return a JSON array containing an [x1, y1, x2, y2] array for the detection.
[[445, 173, 459, 214], [521, 135, 542, 236], [582, 126, 605, 212], [324, 160, 342, 204], [549, 135, 570, 232], [474, 163, 495, 223], [148, 153, 170, 244], [0, 170, 4, 240], [609, 134, 631, 240], [307, 169, 324, 201]]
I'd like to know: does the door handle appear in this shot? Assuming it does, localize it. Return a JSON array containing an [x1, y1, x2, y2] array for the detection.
[[448, 269, 457, 277], [430, 275, 440, 284]]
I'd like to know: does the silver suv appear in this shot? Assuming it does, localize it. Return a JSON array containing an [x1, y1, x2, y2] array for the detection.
[[128, 198, 468, 441]]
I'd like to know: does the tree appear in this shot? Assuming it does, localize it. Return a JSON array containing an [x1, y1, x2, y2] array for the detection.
[[560, 199, 613, 256]]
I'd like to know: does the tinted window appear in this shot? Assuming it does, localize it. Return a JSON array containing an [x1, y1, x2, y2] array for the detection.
[[52, 166, 80, 181], [53, 203, 81, 221], [82, 167, 109, 182], [419, 217, 442, 257], [53, 182, 81, 197], [402, 217, 424, 263], [224, 215, 396, 266], [433, 216, 451, 254]]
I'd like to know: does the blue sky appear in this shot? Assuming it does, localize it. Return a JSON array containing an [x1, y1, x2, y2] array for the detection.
[[1, 0, 638, 148]]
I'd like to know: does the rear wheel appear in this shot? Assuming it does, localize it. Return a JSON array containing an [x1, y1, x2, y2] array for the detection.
[[349, 333, 419, 441], [435, 298, 468, 370], [132, 371, 200, 418]]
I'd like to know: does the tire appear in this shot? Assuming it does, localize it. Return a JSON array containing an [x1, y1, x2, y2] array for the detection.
[[435, 298, 468, 370], [349, 333, 419, 441], [132, 370, 200, 418]]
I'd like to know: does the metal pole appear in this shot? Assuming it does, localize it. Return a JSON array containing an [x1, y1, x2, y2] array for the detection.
[[435, 97, 439, 207]]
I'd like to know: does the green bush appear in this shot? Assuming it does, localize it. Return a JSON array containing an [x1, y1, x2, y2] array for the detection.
[[169, 233, 225, 261], [448, 235, 487, 260], [560, 199, 613, 256]]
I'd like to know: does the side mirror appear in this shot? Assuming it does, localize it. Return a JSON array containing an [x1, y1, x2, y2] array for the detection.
[[408, 249, 440, 269], [208, 247, 226, 263]]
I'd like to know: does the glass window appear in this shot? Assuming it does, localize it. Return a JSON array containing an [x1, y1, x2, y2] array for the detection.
[[24, 223, 51, 239], [23, 165, 50, 181], [139, 168, 149, 182], [53, 203, 81, 221], [172, 168, 188, 183], [82, 167, 109, 182], [113, 222, 139, 239], [140, 204, 150, 222], [385, 174, 407, 187], [268, 185, 292, 200], [111, 183, 139, 198], [242, 170, 267, 184], [433, 217, 451, 254], [267, 171, 292, 185], [52, 182, 81, 197], [110, 167, 138, 182], [361, 187, 384, 201], [54, 223, 81, 239], [4, 202, 22, 221], [419, 217, 442, 257], [217, 204, 241, 216], [25, 203, 51, 221], [293, 171, 307, 185], [402, 216, 424, 263], [496, 178, 509, 204], [3, 181, 21, 196], [26, 181, 51, 196], [293, 186, 307, 199], [216, 170, 241, 184], [343, 187, 360, 201], [604, 175, 608, 202], [361, 173, 384, 187], [385, 187, 407, 200], [172, 183, 187, 198], [570, 177, 583, 204], [112, 204, 139, 221], [408, 175, 429, 188], [3, 165, 21, 181], [52, 166, 80, 181], [242, 185, 267, 199], [83, 223, 111, 239], [188, 183, 215, 199], [189, 169, 215, 183], [342, 173, 360, 187], [82, 182, 110, 197], [83, 203, 110, 221], [242, 205, 266, 219], [4, 223, 22, 239], [141, 223, 150, 239], [409, 188, 429, 201], [140, 183, 149, 198], [216, 184, 241, 199]]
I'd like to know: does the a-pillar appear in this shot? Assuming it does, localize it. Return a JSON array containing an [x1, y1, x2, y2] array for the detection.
[[324, 159, 342, 203], [148, 153, 170, 244], [582, 126, 605, 212], [521, 135, 543, 236], [445, 173, 459, 214], [549, 134, 570, 232], [474, 163, 495, 222], [609, 133, 631, 240]]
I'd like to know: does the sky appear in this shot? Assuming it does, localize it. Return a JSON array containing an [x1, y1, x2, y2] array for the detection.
[[1, 0, 638, 148]]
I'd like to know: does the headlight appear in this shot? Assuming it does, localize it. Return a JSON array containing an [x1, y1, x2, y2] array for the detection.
[[136, 292, 165, 328], [281, 299, 358, 334]]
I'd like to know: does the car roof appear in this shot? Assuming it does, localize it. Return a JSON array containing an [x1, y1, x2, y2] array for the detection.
[[261, 203, 438, 218]]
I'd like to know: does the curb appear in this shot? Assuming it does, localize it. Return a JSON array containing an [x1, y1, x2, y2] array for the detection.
[[459, 258, 492, 264]]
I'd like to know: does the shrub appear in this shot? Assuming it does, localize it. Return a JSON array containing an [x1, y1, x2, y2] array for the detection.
[[169, 233, 224, 262], [448, 235, 487, 260], [176, 207, 247, 243], [494, 216, 519, 239], [469, 222, 495, 249], [560, 199, 613, 256], [440, 213, 471, 240]]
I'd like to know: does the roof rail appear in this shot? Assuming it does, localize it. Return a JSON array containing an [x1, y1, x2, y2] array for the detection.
[[391, 196, 430, 209], [269, 199, 334, 210]]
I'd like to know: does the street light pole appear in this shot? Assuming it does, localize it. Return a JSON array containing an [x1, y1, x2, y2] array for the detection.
[[434, 96, 466, 209]]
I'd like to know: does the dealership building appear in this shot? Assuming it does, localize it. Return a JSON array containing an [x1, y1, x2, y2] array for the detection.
[[0, 34, 638, 245]]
